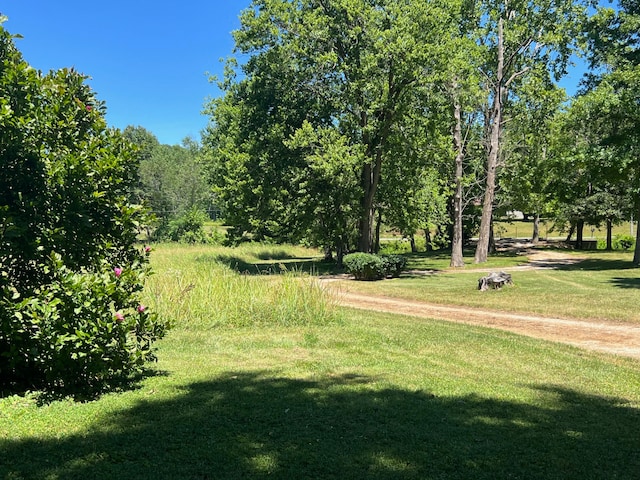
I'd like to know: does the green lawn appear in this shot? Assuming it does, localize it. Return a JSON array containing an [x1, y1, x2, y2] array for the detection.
[[338, 249, 640, 323], [1, 244, 639, 479]]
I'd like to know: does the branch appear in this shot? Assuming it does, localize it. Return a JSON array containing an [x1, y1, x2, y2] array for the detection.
[[504, 66, 530, 88]]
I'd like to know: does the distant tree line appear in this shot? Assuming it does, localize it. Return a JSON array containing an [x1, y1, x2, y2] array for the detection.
[[122, 126, 219, 243]]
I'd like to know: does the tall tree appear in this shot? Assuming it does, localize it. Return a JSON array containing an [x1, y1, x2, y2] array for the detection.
[[499, 75, 565, 243], [586, 0, 640, 263], [203, 0, 457, 253], [124, 126, 211, 229], [473, 0, 588, 262]]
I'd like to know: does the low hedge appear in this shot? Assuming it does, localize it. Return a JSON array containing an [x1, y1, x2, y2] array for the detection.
[[343, 253, 407, 281]]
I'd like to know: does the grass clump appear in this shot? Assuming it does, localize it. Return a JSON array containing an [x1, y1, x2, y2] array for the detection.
[[144, 244, 341, 329]]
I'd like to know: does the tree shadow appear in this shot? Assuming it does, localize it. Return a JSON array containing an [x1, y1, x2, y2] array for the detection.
[[556, 258, 639, 272], [197, 254, 342, 276], [0, 368, 168, 405], [2, 371, 638, 479], [609, 277, 640, 289]]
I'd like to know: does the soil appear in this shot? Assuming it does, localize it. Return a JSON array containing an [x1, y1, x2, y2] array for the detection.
[[321, 243, 640, 361]]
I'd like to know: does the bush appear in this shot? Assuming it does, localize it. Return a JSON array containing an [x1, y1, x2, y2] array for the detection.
[[381, 254, 407, 278], [1, 252, 167, 395], [343, 253, 385, 280], [0, 23, 169, 397], [155, 207, 221, 244], [613, 235, 635, 251], [343, 253, 407, 280]]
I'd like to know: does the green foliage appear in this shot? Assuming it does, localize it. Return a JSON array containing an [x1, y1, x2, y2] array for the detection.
[[203, 0, 460, 254], [380, 255, 408, 278], [1, 252, 166, 395], [123, 126, 214, 231], [379, 239, 415, 255], [613, 234, 635, 250], [0, 24, 168, 396], [343, 253, 385, 281], [155, 207, 219, 244], [343, 252, 407, 280]]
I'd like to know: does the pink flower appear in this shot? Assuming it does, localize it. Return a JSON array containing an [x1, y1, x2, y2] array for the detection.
[[137, 304, 146, 313], [144, 246, 151, 253], [86, 105, 92, 111], [114, 267, 123, 278], [115, 312, 124, 323]]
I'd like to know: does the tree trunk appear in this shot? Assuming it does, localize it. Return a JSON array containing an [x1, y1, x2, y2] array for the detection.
[[336, 248, 344, 267], [489, 218, 497, 254], [531, 213, 540, 243], [425, 228, 433, 252], [576, 219, 584, 249], [606, 219, 613, 250], [358, 163, 375, 253], [565, 222, 575, 243], [633, 205, 640, 265], [475, 17, 505, 264], [410, 234, 417, 253], [450, 87, 465, 268], [358, 147, 383, 253], [374, 209, 382, 254]]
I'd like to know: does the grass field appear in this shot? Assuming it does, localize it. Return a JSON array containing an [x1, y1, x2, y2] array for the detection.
[[341, 249, 640, 323], [1, 243, 639, 479]]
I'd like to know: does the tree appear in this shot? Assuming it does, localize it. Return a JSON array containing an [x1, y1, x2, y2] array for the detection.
[[0, 21, 167, 396], [203, 0, 457, 254], [499, 76, 566, 243], [585, 0, 640, 263], [124, 126, 212, 237], [473, 0, 588, 263]]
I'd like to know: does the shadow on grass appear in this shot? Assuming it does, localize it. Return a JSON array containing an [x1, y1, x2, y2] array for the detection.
[[556, 258, 639, 272], [253, 250, 299, 261], [2, 371, 638, 479], [609, 277, 640, 289], [0, 368, 168, 405], [197, 254, 342, 276]]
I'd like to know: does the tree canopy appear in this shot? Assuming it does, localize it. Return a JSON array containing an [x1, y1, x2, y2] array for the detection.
[[200, 0, 640, 264]]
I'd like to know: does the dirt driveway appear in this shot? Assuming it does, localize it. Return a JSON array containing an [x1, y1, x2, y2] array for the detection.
[[323, 248, 640, 361]]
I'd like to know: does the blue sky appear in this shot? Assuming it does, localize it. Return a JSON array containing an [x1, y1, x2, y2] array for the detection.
[[2, 1, 252, 145], [3, 2, 588, 146]]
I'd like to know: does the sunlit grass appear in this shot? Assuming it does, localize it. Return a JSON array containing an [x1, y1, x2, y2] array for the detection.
[[336, 249, 640, 323], [1, 244, 639, 479]]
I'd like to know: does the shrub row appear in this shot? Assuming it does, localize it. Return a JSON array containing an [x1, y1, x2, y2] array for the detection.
[[343, 253, 407, 281]]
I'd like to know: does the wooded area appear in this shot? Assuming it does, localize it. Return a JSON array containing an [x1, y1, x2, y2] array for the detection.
[[196, 0, 639, 265]]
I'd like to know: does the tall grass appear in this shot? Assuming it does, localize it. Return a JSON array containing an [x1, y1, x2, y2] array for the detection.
[[144, 244, 341, 329]]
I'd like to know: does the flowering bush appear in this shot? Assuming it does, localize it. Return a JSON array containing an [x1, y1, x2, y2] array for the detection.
[[0, 22, 169, 397]]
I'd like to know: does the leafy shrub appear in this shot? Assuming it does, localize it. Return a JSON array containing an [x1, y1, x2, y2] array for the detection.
[[343, 253, 384, 280], [343, 253, 408, 280], [155, 207, 221, 244], [0, 23, 169, 397], [1, 252, 166, 395], [381, 255, 407, 278], [379, 239, 412, 254], [613, 235, 635, 250]]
